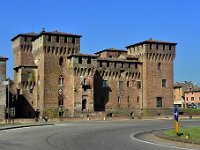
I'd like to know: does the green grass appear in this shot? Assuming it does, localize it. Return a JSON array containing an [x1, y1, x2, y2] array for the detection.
[[164, 126, 200, 141]]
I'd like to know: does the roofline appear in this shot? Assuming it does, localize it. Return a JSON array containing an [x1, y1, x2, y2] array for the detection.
[[67, 53, 98, 59], [11, 33, 37, 41], [13, 65, 38, 70], [184, 90, 200, 93], [0, 56, 8, 61], [33, 31, 82, 41], [95, 49, 127, 54], [126, 40, 177, 48]]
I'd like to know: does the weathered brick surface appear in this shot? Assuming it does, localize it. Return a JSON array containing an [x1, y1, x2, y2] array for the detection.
[[0, 57, 8, 120], [12, 32, 176, 118]]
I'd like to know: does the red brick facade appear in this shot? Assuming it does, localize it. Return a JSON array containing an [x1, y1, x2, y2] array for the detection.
[[12, 30, 176, 118]]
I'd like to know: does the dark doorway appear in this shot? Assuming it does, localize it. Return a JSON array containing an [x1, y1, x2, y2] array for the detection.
[[82, 99, 87, 111]]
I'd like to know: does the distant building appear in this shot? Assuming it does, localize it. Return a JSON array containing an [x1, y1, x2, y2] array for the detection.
[[174, 81, 194, 108], [174, 81, 200, 108], [11, 30, 177, 118], [185, 90, 200, 109], [0, 56, 8, 120]]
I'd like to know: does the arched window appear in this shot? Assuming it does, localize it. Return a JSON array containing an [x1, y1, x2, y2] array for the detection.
[[58, 76, 64, 86]]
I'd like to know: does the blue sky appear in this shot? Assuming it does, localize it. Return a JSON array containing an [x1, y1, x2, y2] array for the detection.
[[0, 0, 200, 85]]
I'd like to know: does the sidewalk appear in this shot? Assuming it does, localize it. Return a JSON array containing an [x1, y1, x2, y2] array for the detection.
[[0, 122, 54, 131]]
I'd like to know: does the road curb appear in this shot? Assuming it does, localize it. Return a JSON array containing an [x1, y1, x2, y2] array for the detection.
[[154, 129, 200, 145], [133, 128, 200, 145], [0, 123, 54, 131]]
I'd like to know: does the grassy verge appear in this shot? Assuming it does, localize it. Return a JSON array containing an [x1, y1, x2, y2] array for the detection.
[[164, 126, 200, 141]]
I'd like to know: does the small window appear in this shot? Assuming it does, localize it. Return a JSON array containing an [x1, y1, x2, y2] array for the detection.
[[64, 36, 68, 43], [24, 37, 27, 42], [157, 63, 161, 70], [135, 64, 138, 69], [156, 44, 159, 49], [137, 81, 141, 89], [107, 61, 109, 67], [163, 45, 165, 50], [128, 63, 131, 68], [114, 62, 117, 68], [58, 76, 64, 86], [119, 81, 123, 89], [72, 37, 76, 44], [137, 97, 139, 103], [87, 57, 91, 64], [59, 57, 63, 66], [191, 97, 194, 101], [121, 63, 123, 68], [156, 97, 162, 107], [149, 44, 152, 49], [102, 80, 108, 88], [48, 35, 51, 42], [169, 45, 171, 51], [56, 36, 59, 42], [79, 57, 82, 64], [162, 79, 167, 88], [118, 97, 120, 104], [127, 81, 130, 87], [99, 61, 102, 67]]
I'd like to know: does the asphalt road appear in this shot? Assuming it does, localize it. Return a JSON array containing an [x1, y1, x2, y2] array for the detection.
[[0, 120, 199, 150]]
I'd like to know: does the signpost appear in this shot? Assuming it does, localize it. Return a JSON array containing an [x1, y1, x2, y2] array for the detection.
[[174, 107, 179, 136]]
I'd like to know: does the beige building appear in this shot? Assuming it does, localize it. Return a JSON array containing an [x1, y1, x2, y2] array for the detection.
[[174, 81, 200, 108], [11, 30, 177, 118], [185, 90, 200, 109]]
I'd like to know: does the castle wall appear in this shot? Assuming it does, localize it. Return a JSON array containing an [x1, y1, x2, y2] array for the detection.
[[0, 58, 7, 120]]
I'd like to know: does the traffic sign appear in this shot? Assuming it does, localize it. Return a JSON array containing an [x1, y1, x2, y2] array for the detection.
[[174, 107, 179, 135], [174, 107, 179, 122]]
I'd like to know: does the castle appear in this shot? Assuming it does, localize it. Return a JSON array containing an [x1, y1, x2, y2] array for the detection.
[[11, 29, 176, 118]]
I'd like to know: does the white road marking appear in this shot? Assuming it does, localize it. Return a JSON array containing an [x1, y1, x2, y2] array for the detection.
[[130, 131, 199, 150]]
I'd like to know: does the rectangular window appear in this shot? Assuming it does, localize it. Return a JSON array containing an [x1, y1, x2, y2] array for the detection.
[[119, 81, 123, 89], [56, 36, 59, 42], [114, 62, 117, 68], [58, 77, 64, 86], [135, 64, 138, 69], [72, 37, 76, 44], [156, 97, 162, 108], [137, 81, 141, 89], [191, 97, 194, 101], [149, 44, 152, 49], [87, 57, 91, 64], [162, 79, 167, 88], [78, 57, 82, 64], [64, 36, 68, 43], [107, 61, 109, 67], [99, 61, 102, 67], [102, 80, 108, 88], [48, 35, 51, 42]]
